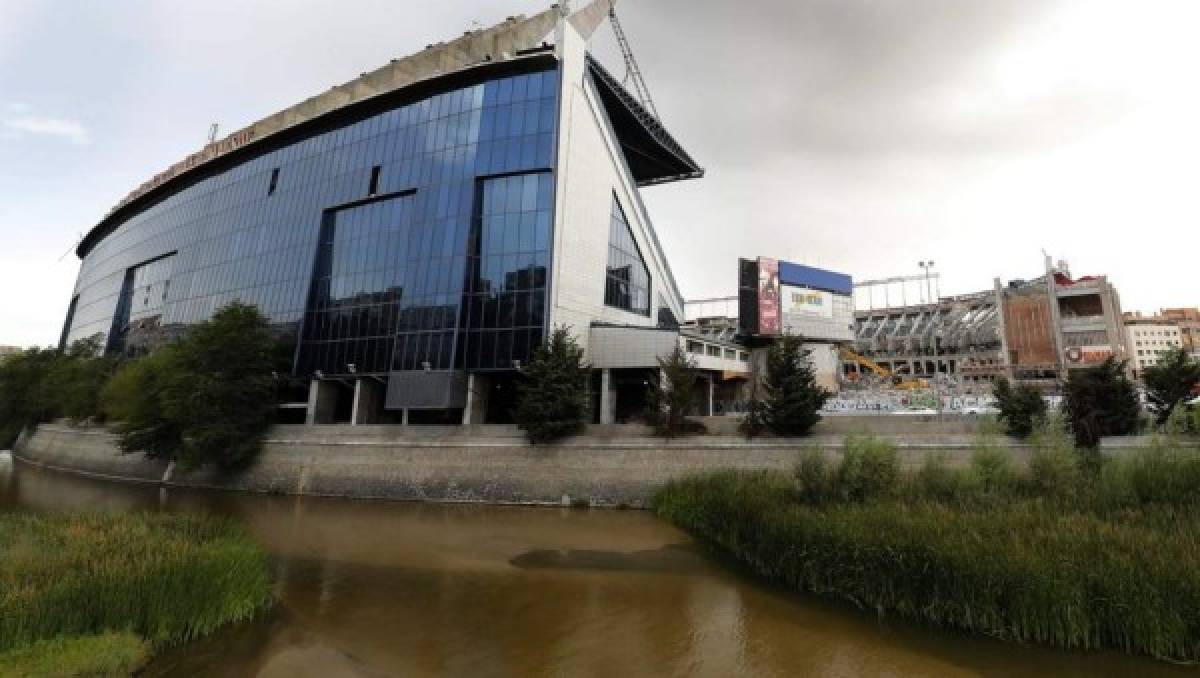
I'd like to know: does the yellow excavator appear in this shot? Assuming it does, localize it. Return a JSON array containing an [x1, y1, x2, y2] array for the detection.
[[840, 347, 929, 390]]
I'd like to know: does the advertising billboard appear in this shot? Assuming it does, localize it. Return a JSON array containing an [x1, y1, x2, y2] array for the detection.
[[781, 286, 833, 319], [740, 257, 853, 340], [1064, 345, 1113, 366], [757, 257, 781, 335]]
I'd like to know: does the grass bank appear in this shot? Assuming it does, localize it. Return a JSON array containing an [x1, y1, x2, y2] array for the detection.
[[655, 428, 1200, 662], [0, 511, 273, 676]]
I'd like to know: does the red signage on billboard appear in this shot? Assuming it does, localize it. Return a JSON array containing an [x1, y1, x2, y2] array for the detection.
[[1064, 345, 1113, 366], [757, 257, 781, 335]]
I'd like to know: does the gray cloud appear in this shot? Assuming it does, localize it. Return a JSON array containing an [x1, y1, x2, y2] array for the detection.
[[596, 0, 1130, 162], [2, 114, 91, 145]]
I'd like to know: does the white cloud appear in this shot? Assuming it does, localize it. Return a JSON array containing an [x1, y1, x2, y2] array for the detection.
[[2, 114, 91, 144]]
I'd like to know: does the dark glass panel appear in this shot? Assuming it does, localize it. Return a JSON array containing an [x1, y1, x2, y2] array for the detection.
[[67, 64, 559, 378], [603, 195, 651, 316]]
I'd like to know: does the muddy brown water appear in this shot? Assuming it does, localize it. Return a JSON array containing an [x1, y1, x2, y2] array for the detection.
[[0, 460, 1194, 677]]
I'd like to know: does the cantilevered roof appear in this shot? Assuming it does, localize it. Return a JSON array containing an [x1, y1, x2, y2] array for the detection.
[[585, 56, 704, 187]]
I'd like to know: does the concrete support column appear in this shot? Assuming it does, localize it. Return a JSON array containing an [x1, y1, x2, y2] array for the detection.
[[707, 374, 715, 417], [401, 408, 409, 426], [462, 374, 488, 425], [305, 379, 338, 425], [350, 378, 382, 426], [599, 369, 615, 425], [462, 374, 476, 425]]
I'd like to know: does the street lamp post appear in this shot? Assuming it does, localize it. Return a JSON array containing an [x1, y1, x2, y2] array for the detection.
[[918, 260, 936, 306], [919, 260, 939, 413]]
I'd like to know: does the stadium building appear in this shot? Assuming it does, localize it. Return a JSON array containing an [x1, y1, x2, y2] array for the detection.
[[847, 256, 1128, 388], [58, 1, 736, 425]]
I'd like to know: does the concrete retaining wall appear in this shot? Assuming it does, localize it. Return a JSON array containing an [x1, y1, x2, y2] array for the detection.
[[16, 420, 1187, 508], [15, 419, 1019, 508]]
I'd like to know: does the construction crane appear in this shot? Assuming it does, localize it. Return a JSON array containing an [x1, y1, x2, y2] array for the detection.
[[840, 347, 891, 379], [607, 7, 660, 121], [840, 347, 929, 390]]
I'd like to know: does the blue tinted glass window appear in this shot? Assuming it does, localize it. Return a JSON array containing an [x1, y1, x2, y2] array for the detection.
[[461, 169, 554, 370], [604, 195, 651, 317], [66, 64, 559, 381]]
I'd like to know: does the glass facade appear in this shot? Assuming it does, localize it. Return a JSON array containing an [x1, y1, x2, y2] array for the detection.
[[462, 172, 554, 370], [66, 64, 560, 378], [108, 253, 176, 354], [604, 195, 650, 316]]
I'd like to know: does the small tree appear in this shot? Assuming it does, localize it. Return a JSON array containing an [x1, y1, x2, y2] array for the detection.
[[1143, 347, 1200, 425], [167, 302, 277, 470], [738, 362, 768, 439], [41, 336, 117, 424], [514, 326, 591, 444], [104, 302, 278, 471], [1063, 357, 1141, 449], [992, 376, 1047, 438], [645, 346, 705, 437], [0, 347, 58, 448], [758, 335, 830, 437], [103, 347, 184, 460]]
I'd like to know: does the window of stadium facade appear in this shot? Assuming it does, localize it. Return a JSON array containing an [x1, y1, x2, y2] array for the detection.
[[58, 3, 719, 423]]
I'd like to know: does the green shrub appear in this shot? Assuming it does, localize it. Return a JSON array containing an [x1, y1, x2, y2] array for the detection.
[[992, 376, 1047, 438], [1113, 442, 1200, 508], [103, 348, 183, 461], [0, 348, 67, 448], [104, 302, 280, 470], [836, 435, 899, 502], [656, 468, 1200, 661], [1026, 416, 1079, 500], [1143, 348, 1200, 425], [1164, 405, 1194, 437], [1063, 357, 1141, 448], [645, 346, 706, 438], [968, 444, 1018, 497], [793, 448, 834, 505], [39, 337, 117, 425], [915, 452, 967, 503], [0, 632, 149, 677], [0, 512, 273, 656]]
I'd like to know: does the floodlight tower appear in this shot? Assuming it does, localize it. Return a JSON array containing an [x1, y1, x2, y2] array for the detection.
[[919, 260, 936, 306]]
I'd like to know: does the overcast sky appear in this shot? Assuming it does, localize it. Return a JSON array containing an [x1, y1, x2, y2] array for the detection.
[[1, 0, 1197, 346]]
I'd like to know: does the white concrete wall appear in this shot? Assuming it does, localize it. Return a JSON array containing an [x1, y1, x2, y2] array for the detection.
[[547, 20, 685, 358], [588, 326, 678, 369], [749, 341, 841, 393], [805, 343, 841, 392]]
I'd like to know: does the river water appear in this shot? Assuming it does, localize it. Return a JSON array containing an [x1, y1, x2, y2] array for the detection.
[[0, 460, 1192, 677]]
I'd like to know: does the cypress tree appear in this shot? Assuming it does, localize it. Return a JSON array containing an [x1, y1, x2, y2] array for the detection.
[[1142, 347, 1200, 425], [645, 346, 706, 438], [514, 326, 591, 444], [760, 335, 830, 437], [992, 376, 1047, 438], [1063, 357, 1141, 449]]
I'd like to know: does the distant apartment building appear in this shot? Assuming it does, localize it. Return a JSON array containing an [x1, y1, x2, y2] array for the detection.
[[1159, 308, 1200, 359], [1124, 310, 1193, 378]]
